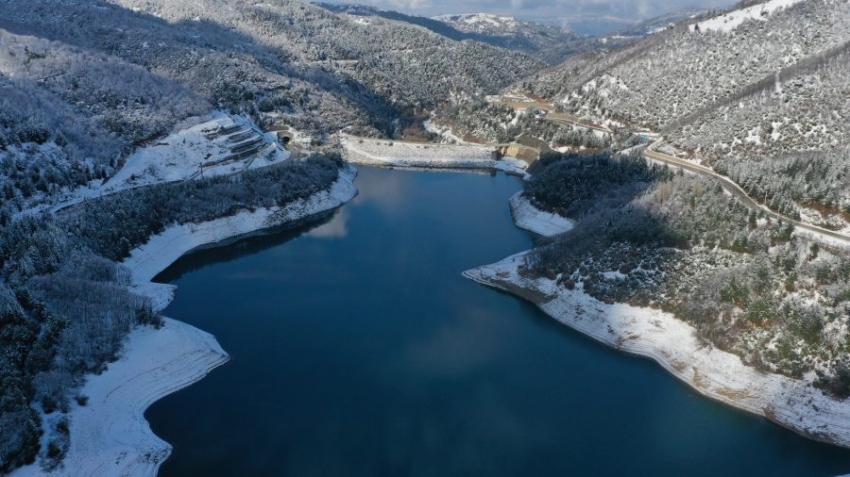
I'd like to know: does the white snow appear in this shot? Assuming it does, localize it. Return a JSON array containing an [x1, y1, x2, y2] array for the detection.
[[12, 167, 358, 477], [508, 192, 574, 237], [690, 0, 806, 33], [464, 252, 850, 449], [341, 135, 527, 175], [21, 113, 290, 217], [602, 271, 629, 280], [107, 114, 289, 192], [423, 119, 474, 145], [745, 126, 763, 145], [124, 166, 359, 307], [11, 319, 229, 477]]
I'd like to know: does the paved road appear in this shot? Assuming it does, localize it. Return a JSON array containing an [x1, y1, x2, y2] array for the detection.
[[545, 112, 613, 134], [644, 146, 850, 246], [493, 101, 554, 112]]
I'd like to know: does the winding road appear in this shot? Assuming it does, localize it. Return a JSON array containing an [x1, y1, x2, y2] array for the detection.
[[644, 144, 850, 246], [545, 112, 613, 134]]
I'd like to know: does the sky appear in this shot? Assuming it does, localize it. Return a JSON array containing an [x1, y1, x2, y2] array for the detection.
[[320, 0, 740, 33]]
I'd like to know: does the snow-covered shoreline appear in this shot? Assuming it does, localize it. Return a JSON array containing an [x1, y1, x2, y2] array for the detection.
[[12, 319, 230, 477], [341, 135, 527, 175], [508, 192, 574, 237], [464, 253, 850, 449], [124, 165, 358, 311], [13, 166, 358, 477]]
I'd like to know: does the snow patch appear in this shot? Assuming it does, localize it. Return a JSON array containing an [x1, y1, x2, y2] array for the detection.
[[20, 113, 290, 217], [423, 119, 472, 145], [108, 114, 288, 192], [690, 0, 806, 33], [11, 319, 229, 477], [509, 192, 574, 237]]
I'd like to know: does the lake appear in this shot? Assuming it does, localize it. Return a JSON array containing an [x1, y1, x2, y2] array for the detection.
[[147, 166, 850, 476]]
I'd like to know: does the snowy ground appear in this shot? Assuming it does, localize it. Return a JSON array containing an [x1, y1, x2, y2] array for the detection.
[[464, 252, 850, 450], [508, 192, 574, 237], [106, 114, 289, 191], [11, 167, 358, 477], [124, 166, 358, 310], [423, 119, 479, 145], [341, 135, 527, 175], [11, 319, 229, 477], [690, 0, 805, 33], [23, 113, 290, 216]]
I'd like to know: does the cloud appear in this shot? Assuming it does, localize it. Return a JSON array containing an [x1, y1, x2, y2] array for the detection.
[[387, 0, 433, 9]]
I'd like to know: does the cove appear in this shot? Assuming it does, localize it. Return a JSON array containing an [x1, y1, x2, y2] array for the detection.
[[146, 166, 850, 476]]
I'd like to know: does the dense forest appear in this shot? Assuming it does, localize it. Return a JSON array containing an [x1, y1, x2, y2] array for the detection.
[[522, 151, 850, 397], [316, 4, 596, 64], [0, 154, 343, 472]]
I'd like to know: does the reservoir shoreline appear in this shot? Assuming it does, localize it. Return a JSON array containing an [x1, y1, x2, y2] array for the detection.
[[15, 160, 850, 476], [12, 166, 358, 477], [463, 245, 850, 449], [142, 165, 850, 475]]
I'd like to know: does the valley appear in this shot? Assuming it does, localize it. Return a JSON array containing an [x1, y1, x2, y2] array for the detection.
[[2, 0, 850, 475]]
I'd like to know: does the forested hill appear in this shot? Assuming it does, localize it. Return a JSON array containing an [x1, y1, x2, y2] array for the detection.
[[512, 0, 850, 228], [316, 5, 595, 64], [0, 0, 549, 472], [521, 0, 850, 131], [0, 0, 544, 217]]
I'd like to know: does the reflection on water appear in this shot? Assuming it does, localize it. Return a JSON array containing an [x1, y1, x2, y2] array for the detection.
[[306, 208, 350, 240], [401, 306, 510, 378], [147, 166, 850, 477], [154, 211, 336, 283]]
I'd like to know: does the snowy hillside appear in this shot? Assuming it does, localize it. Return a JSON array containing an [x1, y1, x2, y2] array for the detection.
[[316, 4, 594, 64], [612, 8, 706, 36], [516, 0, 850, 225], [525, 0, 850, 131], [690, 0, 806, 33], [0, 0, 545, 219]]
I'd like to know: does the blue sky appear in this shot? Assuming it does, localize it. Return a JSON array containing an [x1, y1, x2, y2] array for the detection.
[[320, 0, 740, 30]]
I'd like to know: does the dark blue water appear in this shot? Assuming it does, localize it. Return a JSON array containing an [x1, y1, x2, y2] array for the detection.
[[147, 167, 850, 476]]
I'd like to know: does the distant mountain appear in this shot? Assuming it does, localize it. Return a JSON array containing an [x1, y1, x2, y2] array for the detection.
[[547, 14, 638, 36], [612, 8, 707, 37], [432, 13, 589, 63], [548, 7, 708, 37], [433, 12, 575, 47]]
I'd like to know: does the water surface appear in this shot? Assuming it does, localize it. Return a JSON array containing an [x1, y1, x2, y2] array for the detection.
[[148, 166, 850, 476]]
